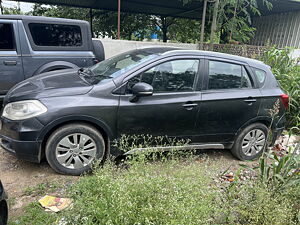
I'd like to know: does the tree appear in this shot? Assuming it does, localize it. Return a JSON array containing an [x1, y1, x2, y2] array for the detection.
[[29, 4, 152, 40], [168, 18, 200, 43], [217, 0, 272, 44], [182, 0, 272, 45]]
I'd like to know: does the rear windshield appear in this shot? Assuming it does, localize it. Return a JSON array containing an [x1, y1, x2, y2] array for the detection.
[[29, 23, 82, 47]]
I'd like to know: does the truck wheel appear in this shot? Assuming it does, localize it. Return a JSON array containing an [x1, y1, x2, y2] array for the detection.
[[92, 39, 105, 62], [231, 123, 268, 160], [46, 123, 105, 175]]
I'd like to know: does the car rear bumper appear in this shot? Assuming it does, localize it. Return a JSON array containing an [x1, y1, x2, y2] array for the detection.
[[0, 117, 44, 163], [270, 114, 286, 145]]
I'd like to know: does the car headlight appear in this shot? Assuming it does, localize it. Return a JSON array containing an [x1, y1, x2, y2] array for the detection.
[[2, 100, 47, 120]]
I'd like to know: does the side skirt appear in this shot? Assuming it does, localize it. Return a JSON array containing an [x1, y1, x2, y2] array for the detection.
[[124, 144, 225, 155]]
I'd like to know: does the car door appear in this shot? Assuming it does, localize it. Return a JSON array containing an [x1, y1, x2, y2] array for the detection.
[[117, 57, 203, 141], [195, 58, 262, 143], [0, 20, 24, 97]]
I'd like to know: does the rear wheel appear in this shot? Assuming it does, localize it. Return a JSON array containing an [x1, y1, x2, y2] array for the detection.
[[231, 123, 268, 160], [46, 123, 105, 175]]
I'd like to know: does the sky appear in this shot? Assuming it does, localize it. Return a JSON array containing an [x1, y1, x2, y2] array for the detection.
[[2, 1, 34, 13]]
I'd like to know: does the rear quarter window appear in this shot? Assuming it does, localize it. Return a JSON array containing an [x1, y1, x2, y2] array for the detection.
[[28, 23, 82, 47], [252, 68, 266, 85]]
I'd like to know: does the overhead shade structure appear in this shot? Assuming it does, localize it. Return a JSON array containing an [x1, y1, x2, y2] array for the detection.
[[7, 0, 300, 18], [6, 0, 300, 41], [14, 0, 206, 19]]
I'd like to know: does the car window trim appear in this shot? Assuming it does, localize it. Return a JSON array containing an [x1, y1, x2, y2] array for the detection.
[[115, 55, 204, 95]]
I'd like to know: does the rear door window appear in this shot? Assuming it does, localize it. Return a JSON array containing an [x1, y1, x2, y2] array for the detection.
[[208, 61, 252, 90], [0, 23, 15, 50], [28, 23, 82, 47]]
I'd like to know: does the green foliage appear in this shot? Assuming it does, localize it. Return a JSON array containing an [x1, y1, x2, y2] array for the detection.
[[261, 47, 300, 130], [30, 4, 152, 40], [23, 182, 62, 196], [10, 137, 300, 224], [222, 181, 297, 224], [168, 18, 201, 43], [258, 144, 300, 191], [218, 0, 272, 44], [9, 202, 57, 225]]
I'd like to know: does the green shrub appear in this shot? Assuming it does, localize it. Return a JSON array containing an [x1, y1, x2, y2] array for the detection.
[[10, 137, 300, 225], [63, 161, 223, 225], [261, 47, 300, 130], [222, 181, 297, 224]]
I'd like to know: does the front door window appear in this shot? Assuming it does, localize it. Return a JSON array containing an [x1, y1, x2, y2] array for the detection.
[[127, 59, 199, 93]]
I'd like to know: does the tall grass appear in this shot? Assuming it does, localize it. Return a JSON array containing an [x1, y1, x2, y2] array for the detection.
[[261, 47, 300, 131], [10, 135, 300, 225]]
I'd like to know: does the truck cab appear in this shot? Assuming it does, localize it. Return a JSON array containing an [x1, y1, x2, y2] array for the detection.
[[0, 15, 104, 100]]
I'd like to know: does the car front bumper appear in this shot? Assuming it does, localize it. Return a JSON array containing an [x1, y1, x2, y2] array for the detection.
[[0, 117, 44, 163]]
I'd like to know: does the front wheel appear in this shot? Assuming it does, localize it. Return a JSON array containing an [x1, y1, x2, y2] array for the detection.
[[45, 123, 105, 175], [231, 123, 268, 160]]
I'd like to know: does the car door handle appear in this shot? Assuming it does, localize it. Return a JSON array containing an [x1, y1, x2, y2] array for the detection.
[[182, 103, 198, 109], [3, 60, 17, 66], [244, 98, 257, 103]]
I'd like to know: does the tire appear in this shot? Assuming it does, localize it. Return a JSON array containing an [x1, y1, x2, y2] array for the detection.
[[231, 123, 268, 160], [0, 200, 8, 225], [92, 40, 105, 62], [45, 123, 105, 175]]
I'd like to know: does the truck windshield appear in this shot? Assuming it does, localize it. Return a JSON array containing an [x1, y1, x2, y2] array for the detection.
[[88, 49, 158, 84]]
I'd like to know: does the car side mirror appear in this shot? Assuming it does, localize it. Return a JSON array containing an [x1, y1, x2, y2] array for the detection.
[[130, 82, 153, 102]]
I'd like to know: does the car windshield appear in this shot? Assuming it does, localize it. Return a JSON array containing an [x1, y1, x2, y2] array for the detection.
[[83, 50, 159, 84]]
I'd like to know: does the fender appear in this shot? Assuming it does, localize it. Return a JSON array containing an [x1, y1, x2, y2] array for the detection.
[[34, 61, 79, 75], [37, 115, 115, 143], [236, 116, 272, 135]]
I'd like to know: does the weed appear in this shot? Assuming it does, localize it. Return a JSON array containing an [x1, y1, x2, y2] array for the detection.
[[23, 182, 63, 196]]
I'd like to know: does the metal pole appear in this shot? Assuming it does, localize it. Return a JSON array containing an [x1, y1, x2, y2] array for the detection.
[[199, 0, 208, 50], [117, 0, 121, 39], [89, 8, 94, 38]]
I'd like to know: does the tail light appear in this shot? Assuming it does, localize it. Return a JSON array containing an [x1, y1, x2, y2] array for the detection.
[[280, 94, 289, 110]]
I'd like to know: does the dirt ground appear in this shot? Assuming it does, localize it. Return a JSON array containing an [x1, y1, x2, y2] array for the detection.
[[0, 147, 252, 220], [0, 148, 79, 218]]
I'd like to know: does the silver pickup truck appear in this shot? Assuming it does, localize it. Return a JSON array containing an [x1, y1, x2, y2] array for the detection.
[[0, 15, 104, 100]]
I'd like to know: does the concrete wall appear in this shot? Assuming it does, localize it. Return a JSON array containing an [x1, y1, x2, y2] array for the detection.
[[96, 38, 268, 59], [97, 39, 198, 59]]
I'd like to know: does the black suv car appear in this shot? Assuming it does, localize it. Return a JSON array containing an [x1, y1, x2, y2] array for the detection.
[[0, 48, 288, 175], [0, 181, 8, 225]]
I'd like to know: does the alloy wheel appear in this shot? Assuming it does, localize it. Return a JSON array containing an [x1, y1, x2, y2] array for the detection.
[[242, 129, 266, 157], [55, 133, 97, 169]]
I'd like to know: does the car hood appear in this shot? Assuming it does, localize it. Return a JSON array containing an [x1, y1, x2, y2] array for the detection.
[[5, 69, 93, 103]]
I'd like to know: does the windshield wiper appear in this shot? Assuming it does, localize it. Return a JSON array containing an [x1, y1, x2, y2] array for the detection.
[[78, 68, 95, 77], [78, 68, 113, 78]]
